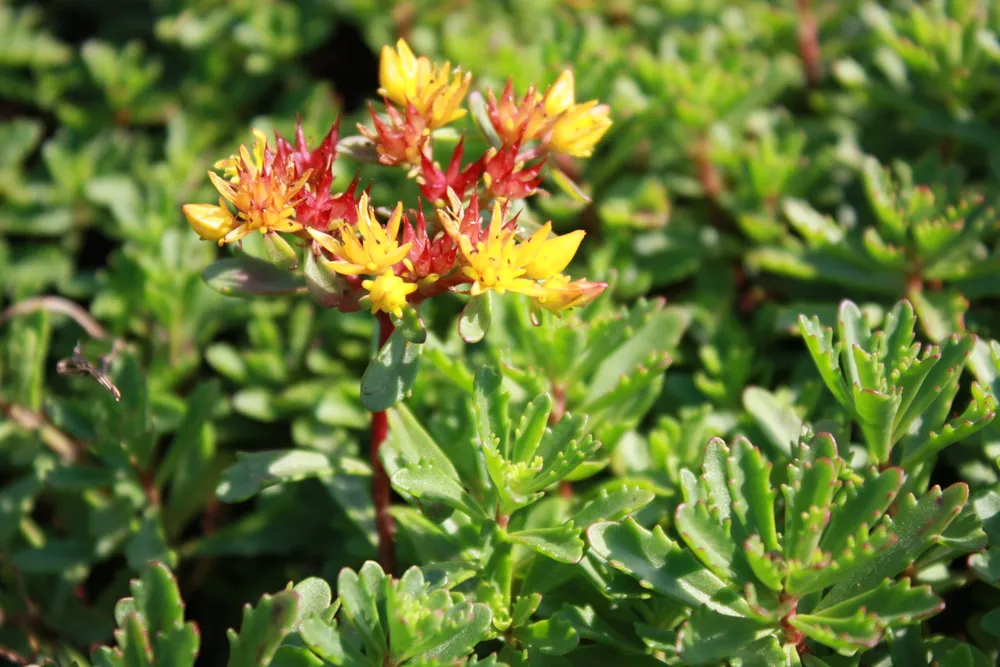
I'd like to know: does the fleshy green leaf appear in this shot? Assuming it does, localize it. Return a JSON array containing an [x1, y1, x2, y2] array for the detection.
[[337, 563, 387, 663], [202, 256, 305, 297], [728, 438, 779, 552], [216, 450, 334, 503], [573, 485, 655, 527], [512, 615, 580, 656], [508, 525, 585, 564], [392, 305, 428, 345], [226, 590, 300, 667], [391, 461, 489, 520], [459, 293, 492, 344], [361, 328, 422, 411], [263, 232, 299, 270], [587, 519, 749, 616], [677, 606, 772, 666], [675, 501, 747, 582], [820, 483, 968, 608]]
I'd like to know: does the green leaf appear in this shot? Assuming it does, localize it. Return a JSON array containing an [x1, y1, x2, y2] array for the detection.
[[424, 602, 493, 662], [384, 403, 461, 481], [125, 563, 187, 636], [783, 458, 838, 564], [299, 615, 346, 665], [887, 626, 929, 667], [321, 473, 377, 548], [361, 328, 422, 411], [933, 503, 987, 552], [459, 293, 492, 343], [202, 256, 305, 297], [728, 438, 779, 551], [969, 547, 1000, 588], [269, 646, 324, 667], [587, 519, 749, 616], [820, 483, 968, 608], [789, 611, 881, 651], [785, 524, 897, 596], [895, 335, 976, 439], [226, 590, 300, 667], [743, 534, 785, 592], [216, 450, 334, 503], [573, 485, 655, 527], [852, 385, 900, 464], [730, 636, 790, 667], [125, 514, 177, 571], [12, 539, 92, 573], [511, 393, 553, 464], [511, 594, 542, 628], [292, 577, 333, 627], [677, 606, 771, 666], [549, 166, 592, 204], [304, 250, 347, 308], [508, 525, 585, 564], [121, 614, 154, 667], [468, 90, 503, 149], [338, 563, 387, 663], [513, 615, 580, 656], [973, 489, 1000, 544], [902, 382, 996, 469], [263, 232, 299, 270], [675, 501, 746, 582], [798, 314, 851, 407], [474, 365, 511, 460], [821, 467, 903, 555], [392, 305, 428, 344], [585, 305, 687, 402], [810, 578, 942, 626], [982, 608, 1000, 638], [699, 438, 733, 522], [743, 387, 802, 458], [391, 460, 488, 520]]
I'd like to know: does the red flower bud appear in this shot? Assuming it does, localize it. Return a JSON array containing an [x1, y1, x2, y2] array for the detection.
[[481, 144, 545, 201], [357, 100, 429, 167], [418, 137, 485, 205]]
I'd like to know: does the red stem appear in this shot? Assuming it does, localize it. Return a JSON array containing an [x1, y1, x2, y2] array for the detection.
[[796, 0, 821, 88], [372, 311, 396, 574]]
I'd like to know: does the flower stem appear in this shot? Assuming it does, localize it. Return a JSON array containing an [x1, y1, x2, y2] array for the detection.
[[372, 311, 396, 574], [795, 0, 822, 89]]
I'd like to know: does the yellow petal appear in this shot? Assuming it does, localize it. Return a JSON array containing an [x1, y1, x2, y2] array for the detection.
[[384, 242, 414, 267], [515, 222, 553, 267], [534, 276, 606, 311], [321, 258, 368, 276], [307, 227, 345, 256], [523, 230, 585, 280], [396, 39, 417, 72], [379, 45, 404, 104], [545, 69, 576, 116], [183, 203, 235, 241], [208, 171, 237, 202], [386, 202, 404, 240]]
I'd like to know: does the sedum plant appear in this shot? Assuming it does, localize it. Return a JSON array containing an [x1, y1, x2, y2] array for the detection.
[[799, 298, 995, 470], [588, 434, 983, 665], [179, 38, 612, 574]]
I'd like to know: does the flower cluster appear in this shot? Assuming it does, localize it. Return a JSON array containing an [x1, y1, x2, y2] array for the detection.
[[182, 39, 612, 323]]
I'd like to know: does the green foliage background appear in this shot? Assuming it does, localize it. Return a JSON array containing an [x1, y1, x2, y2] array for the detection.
[[5, 0, 1000, 665]]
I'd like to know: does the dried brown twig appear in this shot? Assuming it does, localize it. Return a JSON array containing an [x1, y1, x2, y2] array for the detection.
[[55, 341, 123, 402], [2, 296, 124, 401]]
